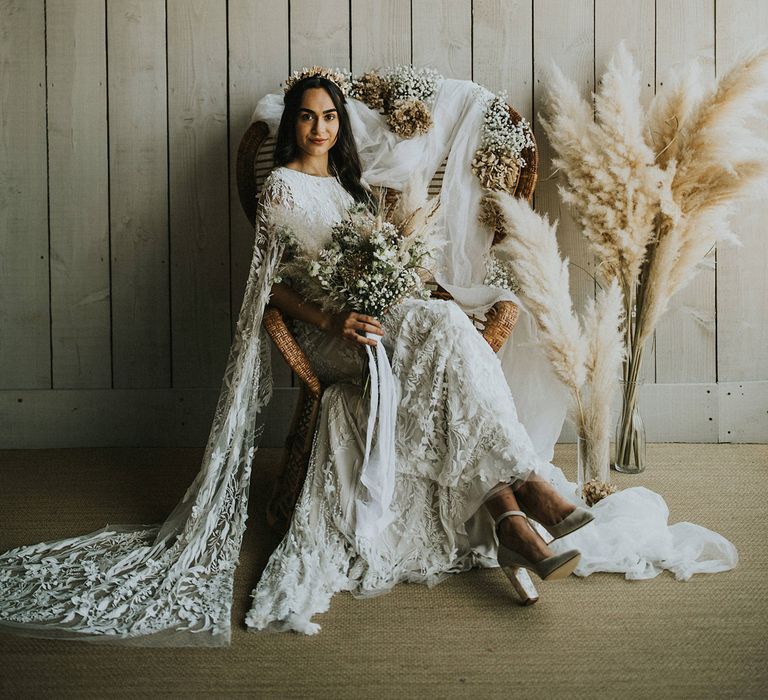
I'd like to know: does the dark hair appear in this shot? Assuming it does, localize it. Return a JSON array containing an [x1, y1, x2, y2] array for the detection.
[[274, 75, 377, 212]]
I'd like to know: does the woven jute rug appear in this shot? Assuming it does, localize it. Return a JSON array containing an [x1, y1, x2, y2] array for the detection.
[[0, 443, 765, 699]]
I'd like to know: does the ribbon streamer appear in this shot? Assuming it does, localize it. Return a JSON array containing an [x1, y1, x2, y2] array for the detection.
[[354, 331, 399, 542]]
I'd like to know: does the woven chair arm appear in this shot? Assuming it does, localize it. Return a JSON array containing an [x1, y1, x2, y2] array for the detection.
[[263, 296, 518, 399], [481, 300, 520, 353], [430, 286, 519, 353], [236, 121, 269, 228], [263, 306, 322, 399]]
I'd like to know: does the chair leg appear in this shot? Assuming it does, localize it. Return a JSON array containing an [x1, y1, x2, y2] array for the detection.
[[265, 383, 321, 534]]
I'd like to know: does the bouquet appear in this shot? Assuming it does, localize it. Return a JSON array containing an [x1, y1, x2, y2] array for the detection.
[[350, 65, 444, 138], [285, 183, 441, 320]]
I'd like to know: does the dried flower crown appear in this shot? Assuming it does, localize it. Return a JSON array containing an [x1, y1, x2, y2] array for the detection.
[[282, 65, 353, 96]]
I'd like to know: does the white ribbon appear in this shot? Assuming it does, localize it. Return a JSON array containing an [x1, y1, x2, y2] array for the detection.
[[354, 331, 399, 541]]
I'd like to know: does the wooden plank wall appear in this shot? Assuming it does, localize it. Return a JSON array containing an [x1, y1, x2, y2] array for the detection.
[[108, 0, 169, 388], [1, 0, 766, 448]]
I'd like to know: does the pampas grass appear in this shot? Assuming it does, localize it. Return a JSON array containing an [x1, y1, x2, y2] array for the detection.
[[484, 195, 587, 396], [637, 44, 768, 351], [540, 44, 660, 289], [539, 41, 768, 469], [487, 194, 623, 489], [385, 172, 442, 241], [580, 279, 626, 481], [372, 176, 443, 285]]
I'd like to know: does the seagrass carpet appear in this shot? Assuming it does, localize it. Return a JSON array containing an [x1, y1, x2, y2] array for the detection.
[[0, 443, 765, 699]]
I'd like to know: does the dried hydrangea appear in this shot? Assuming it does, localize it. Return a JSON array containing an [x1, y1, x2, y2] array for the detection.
[[478, 193, 508, 245], [472, 87, 534, 193], [387, 99, 433, 138], [483, 250, 520, 294], [350, 71, 387, 110], [350, 64, 444, 139], [472, 147, 521, 193], [582, 478, 618, 507]]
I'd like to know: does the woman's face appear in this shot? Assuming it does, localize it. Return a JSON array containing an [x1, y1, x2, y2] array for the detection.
[[294, 87, 340, 158]]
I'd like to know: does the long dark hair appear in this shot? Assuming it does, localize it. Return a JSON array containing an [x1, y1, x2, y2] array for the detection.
[[274, 75, 376, 212]]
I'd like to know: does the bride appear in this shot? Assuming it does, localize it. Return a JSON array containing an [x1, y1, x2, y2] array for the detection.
[[244, 71, 597, 634], [0, 68, 738, 646]]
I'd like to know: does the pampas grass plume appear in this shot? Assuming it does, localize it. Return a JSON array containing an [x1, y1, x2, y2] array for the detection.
[[488, 192, 588, 395]]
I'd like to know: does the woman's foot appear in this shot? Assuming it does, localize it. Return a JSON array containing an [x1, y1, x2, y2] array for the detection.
[[496, 512, 554, 564], [513, 479, 576, 527]]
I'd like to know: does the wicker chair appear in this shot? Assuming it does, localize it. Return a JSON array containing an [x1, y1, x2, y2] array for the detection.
[[236, 104, 538, 543]]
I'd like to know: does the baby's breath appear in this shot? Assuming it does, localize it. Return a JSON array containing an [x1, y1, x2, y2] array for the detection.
[[383, 65, 442, 105], [477, 89, 535, 166], [293, 201, 435, 318], [484, 250, 521, 293]]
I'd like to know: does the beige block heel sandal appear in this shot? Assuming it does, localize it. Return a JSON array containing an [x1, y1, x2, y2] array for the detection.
[[494, 510, 582, 584]]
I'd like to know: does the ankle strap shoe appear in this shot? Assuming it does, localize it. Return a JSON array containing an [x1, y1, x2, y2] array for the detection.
[[540, 505, 595, 540], [494, 510, 581, 581]]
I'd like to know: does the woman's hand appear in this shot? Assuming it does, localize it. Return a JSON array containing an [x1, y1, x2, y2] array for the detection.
[[323, 311, 384, 348]]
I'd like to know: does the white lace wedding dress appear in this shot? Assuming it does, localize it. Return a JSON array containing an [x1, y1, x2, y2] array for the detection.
[[243, 166, 740, 635]]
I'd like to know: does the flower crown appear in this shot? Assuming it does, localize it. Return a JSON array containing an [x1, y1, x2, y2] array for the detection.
[[282, 65, 353, 97]]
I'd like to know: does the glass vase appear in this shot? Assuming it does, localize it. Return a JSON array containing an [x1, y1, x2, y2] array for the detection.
[[613, 380, 646, 474], [576, 434, 587, 500], [576, 429, 611, 498]]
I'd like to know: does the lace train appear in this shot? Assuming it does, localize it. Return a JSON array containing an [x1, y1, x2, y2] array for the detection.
[[0, 193, 286, 647]]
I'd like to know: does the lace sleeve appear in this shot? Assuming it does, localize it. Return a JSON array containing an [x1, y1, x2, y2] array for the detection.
[[257, 170, 296, 214], [256, 171, 298, 284]]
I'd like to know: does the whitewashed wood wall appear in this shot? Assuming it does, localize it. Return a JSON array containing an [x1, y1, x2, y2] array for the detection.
[[1, 0, 766, 448]]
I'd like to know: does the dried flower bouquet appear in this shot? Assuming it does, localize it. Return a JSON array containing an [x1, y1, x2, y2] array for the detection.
[[351, 65, 443, 139], [275, 182, 441, 404]]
